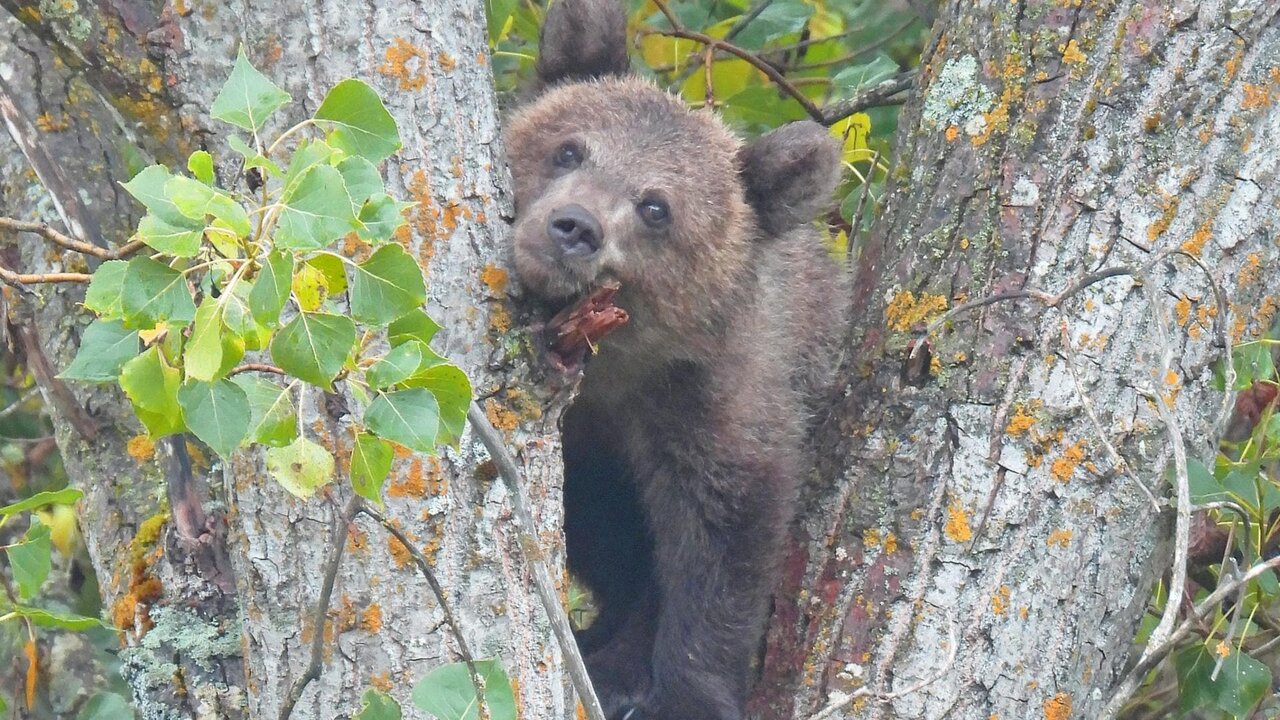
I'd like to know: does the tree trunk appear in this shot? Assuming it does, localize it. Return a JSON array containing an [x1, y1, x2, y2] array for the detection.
[[755, 1, 1280, 718], [2, 2, 572, 717]]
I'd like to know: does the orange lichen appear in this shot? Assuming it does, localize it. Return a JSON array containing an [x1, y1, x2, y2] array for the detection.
[[388, 459, 428, 498], [438, 51, 457, 73], [1146, 194, 1179, 244], [1238, 253, 1262, 287], [489, 304, 513, 333], [1241, 83, 1273, 110], [885, 290, 948, 332], [361, 603, 383, 633], [1050, 439, 1086, 482], [379, 37, 430, 92], [370, 673, 394, 692], [1215, 640, 1230, 658], [992, 585, 1010, 616], [1181, 218, 1214, 255], [126, 434, 156, 462], [485, 398, 521, 432], [883, 532, 898, 554], [1046, 529, 1073, 548], [342, 233, 373, 261], [1043, 693, 1072, 720], [480, 264, 509, 296], [1059, 39, 1086, 65], [1174, 296, 1192, 327], [972, 51, 1026, 146], [944, 501, 972, 543], [945, 125, 959, 142], [1006, 405, 1037, 436]]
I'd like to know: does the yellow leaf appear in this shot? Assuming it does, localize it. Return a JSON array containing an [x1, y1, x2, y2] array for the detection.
[[24, 638, 37, 708], [34, 504, 80, 557], [291, 262, 328, 312], [138, 324, 169, 346], [830, 113, 872, 166]]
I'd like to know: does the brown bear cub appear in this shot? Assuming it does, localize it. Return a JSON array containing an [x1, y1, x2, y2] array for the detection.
[[504, 1, 847, 717]]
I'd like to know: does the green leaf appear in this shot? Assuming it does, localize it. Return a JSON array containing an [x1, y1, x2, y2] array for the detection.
[[121, 165, 206, 228], [733, 0, 813, 47], [228, 135, 283, 176], [1176, 645, 1217, 713], [59, 319, 140, 382], [365, 388, 439, 454], [210, 47, 292, 132], [388, 309, 441, 347], [355, 689, 402, 720], [83, 260, 129, 316], [120, 257, 197, 329], [403, 363, 471, 447], [1232, 342, 1276, 391], [367, 342, 424, 389], [186, 300, 227, 382], [8, 521, 52, 600], [1216, 650, 1272, 716], [337, 156, 385, 208], [166, 175, 252, 238], [357, 194, 414, 243], [314, 79, 402, 163], [0, 489, 82, 517], [136, 214, 206, 257], [270, 312, 357, 390], [177, 379, 251, 458], [76, 693, 133, 720], [188, 150, 215, 185], [250, 250, 293, 326], [224, 284, 272, 350], [307, 253, 348, 295], [12, 606, 107, 631], [275, 165, 358, 250], [281, 139, 338, 195], [412, 659, 517, 720], [232, 375, 298, 447], [350, 432, 394, 505], [832, 55, 901, 94], [119, 346, 185, 436], [1186, 457, 1225, 505], [265, 436, 334, 498], [349, 244, 427, 326]]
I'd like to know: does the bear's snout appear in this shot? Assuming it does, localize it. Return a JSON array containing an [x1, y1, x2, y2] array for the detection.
[[547, 204, 604, 258]]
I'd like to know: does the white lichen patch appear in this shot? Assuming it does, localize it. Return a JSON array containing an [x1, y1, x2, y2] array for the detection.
[[922, 55, 996, 130], [1009, 176, 1041, 207]]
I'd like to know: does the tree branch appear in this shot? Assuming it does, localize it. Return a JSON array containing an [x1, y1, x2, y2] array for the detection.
[[0, 217, 144, 260], [465, 403, 607, 720], [279, 496, 360, 720], [358, 502, 490, 720]]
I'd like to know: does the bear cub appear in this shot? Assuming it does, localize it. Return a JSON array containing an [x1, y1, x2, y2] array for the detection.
[[504, 1, 848, 717]]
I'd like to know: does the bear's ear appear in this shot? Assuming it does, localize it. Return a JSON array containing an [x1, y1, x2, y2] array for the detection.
[[738, 121, 843, 236], [536, 0, 631, 87]]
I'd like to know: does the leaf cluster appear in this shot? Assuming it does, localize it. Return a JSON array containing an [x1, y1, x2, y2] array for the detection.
[[60, 50, 471, 505]]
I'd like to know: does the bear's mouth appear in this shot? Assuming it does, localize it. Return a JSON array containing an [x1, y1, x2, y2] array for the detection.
[[540, 280, 629, 374]]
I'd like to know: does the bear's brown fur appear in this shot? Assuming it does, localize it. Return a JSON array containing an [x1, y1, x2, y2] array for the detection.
[[504, 1, 847, 717]]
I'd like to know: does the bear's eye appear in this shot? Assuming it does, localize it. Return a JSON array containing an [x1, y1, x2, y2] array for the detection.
[[553, 142, 583, 170], [637, 197, 671, 229]]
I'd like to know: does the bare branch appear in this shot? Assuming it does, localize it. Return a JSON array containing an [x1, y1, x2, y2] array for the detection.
[[0, 217, 144, 260], [465, 403, 607, 720], [357, 502, 490, 720], [0, 264, 92, 286], [228, 363, 288, 377], [820, 72, 916, 126], [279, 496, 360, 720]]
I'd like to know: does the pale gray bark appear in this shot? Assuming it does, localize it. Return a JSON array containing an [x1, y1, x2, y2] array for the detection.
[[755, 1, 1280, 718], [1, 1, 571, 717]]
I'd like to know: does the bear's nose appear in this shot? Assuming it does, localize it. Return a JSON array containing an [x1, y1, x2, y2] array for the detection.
[[547, 204, 602, 258]]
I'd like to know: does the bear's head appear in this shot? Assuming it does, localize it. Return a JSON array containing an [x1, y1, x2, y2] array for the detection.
[[504, 0, 841, 366]]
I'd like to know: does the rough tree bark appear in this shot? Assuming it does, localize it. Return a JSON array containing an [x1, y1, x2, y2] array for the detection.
[[755, 1, 1280, 719], [1, 1, 573, 717]]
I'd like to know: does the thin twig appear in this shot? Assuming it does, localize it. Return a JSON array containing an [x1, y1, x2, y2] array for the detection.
[[0, 387, 40, 421], [645, 0, 825, 123], [912, 265, 1136, 357], [279, 496, 360, 720], [0, 217, 144, 260], [669, 0, 777, 88], [0, 264, 92, 286], [810, 612, 959, 719], [1171, 250, 1236, 456], [820, 71, 916, 125], [1101, 553, 1280, 719], [229, 363, 288, 376], [1056, 316, 1161, 510], [358, 502, 489, 720], [466, 403, 607, 720], [1134, 279, 1191, 677]]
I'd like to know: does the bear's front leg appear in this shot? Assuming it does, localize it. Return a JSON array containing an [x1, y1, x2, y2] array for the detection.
[[631, 446, 796, 720]]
